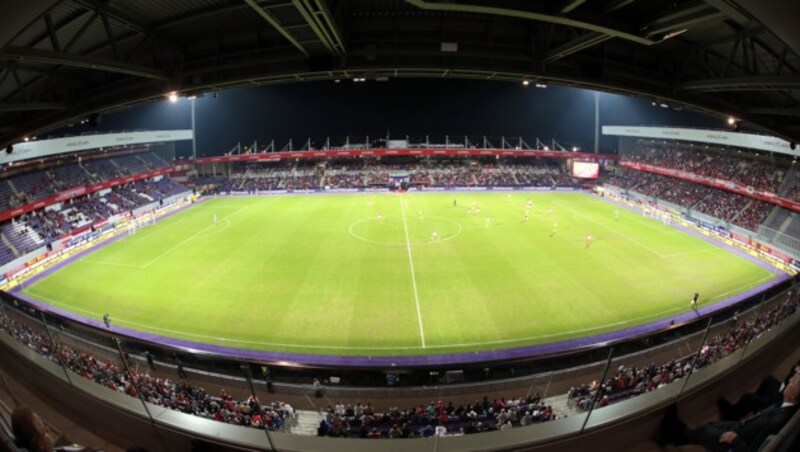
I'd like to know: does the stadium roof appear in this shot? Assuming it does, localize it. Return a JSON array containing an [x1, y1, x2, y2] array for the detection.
[[1, 0, 800, 148]]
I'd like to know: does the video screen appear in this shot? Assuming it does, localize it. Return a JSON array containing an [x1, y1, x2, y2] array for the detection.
[[572, 161, 599, 179]]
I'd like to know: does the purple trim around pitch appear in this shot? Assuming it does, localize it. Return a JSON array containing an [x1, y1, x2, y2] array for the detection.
[[11, 192, 790, 367]]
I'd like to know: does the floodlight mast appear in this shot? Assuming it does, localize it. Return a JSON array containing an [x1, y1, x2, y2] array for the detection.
[[191, 97, 197, 159]]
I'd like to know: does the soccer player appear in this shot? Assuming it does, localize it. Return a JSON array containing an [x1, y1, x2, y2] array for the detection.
[[368, 198, 373, 208], [432, 228, 438, 240], [523, 210, 529, 221], [585, 232, 593, 248], [377, 211, 383, 221], [550, 222, 558, 238], [614, 210, 619, 221], [548, 207, 553, 216], [103, 313, 111, 328], [691, 292, 699, 310], [418, 210, 424, 220], [526, 198, 533, 209], [213, 213, 218, 225], [485, 217, 491, 227]]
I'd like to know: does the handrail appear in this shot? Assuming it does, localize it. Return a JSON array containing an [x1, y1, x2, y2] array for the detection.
[[761, 408, 800, 452]]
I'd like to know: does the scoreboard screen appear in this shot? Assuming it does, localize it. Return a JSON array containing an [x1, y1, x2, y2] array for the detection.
[[572, 161, 599, 179]]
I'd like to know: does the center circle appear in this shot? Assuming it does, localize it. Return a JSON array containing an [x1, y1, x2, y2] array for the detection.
[[349, 216, 463, 246]]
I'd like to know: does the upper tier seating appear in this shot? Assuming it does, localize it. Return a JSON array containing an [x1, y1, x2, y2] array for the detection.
[[50, 163, 92, 189], [1, 221, 44, 255]]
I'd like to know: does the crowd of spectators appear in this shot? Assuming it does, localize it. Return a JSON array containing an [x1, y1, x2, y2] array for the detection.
[[0, 151, 169, 213], [658, 181, 711, 207], [733, 199, 775, 231], [212, 160, 577, 192], [622, 146, 783, 193], [0, 309, 562, 438], [0, 178, 189, 265], [604, 168, 774, 231], [1, 287, 796, 440], [569, 291, 799, 412], [317, 395, 557, 438], [0, 312, 294, 432], [692, 188, 752, 222], [324, 173, 364, 188]]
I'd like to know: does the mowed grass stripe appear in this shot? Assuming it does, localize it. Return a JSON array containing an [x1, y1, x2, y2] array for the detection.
[[23, 193, 777, 356]]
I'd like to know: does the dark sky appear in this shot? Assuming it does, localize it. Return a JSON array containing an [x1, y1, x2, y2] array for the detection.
[[57, 79, 726, 157]]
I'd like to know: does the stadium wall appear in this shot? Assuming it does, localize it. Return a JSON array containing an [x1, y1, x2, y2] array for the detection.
[[0, 247, 47, 276]]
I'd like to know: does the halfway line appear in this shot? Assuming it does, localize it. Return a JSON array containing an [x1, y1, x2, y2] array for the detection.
[[399, 197, 426, 348]]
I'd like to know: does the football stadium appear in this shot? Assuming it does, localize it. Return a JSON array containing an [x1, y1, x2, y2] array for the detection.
[[1, 1, 800, 452]]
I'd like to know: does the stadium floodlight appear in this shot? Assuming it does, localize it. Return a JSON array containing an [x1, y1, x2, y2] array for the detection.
[[543, 146, 550, 150], [572, 146, 579, 152], [23, 136, 29, 142], [522, 79, 530, 86], [167, 91, 179, 103], [727, 117, 736, 126]]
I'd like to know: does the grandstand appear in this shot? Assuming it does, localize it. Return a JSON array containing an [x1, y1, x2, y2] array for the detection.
[[0, 138, 797, 450]]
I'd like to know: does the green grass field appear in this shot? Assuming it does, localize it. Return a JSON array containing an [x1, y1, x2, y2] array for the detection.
[[22, 193, 776, 356]]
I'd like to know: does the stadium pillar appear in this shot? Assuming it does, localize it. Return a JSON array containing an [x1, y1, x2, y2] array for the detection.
[[242, 364, 277, 451], [580, 347, 614, 433]]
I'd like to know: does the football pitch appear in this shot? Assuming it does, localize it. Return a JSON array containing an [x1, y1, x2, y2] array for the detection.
[[22, 193, 777, 357]]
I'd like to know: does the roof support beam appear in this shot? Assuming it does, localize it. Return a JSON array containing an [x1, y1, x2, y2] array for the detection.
[[72, 0, 183, 50], [44, 13, 62, 52], [311, 0, 346, 54], [0, 46, 168, 80], [154, 3, 250, 30], [559, 0, 586, 14], [678, 75, 800, 92], [243, 0, 309, 56], [404, 0, 656, 46], [10, 70, 29, 101], [702, 0, 750, 24], [545, 32, 613, 62], [0, 102, 68, 112], [63, 12, 97, 52], [291, 0, 346, 55], [100, 11, 120, 61], [749, 107, 800, 117], [641, 4, 725, 38], [603, 0, 636, 13]]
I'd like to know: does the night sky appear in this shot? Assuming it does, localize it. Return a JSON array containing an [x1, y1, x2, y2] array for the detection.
[[56, 79, 726, 157]]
